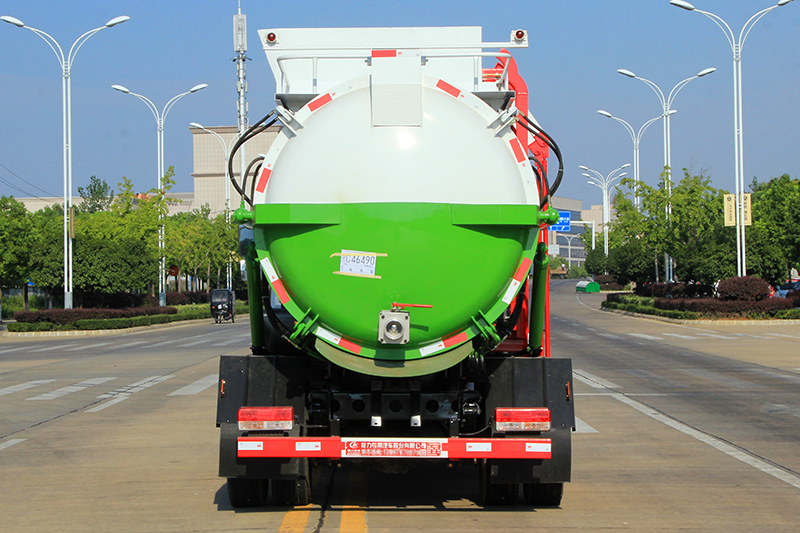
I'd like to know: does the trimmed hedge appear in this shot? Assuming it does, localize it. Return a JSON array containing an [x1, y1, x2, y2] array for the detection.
[[6, 307, 212, 332], [655, 297, 792, 317], [13, 306, 177, 324], [601, 300, 698, 320], [635, 282, 714, 299]]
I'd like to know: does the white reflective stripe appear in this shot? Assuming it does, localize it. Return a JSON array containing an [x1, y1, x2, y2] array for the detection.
[[466, 442, 492, 452], [502, 279, 521, 305], [238, 441, 264, 451], [315, 327, 341, 344], [168, 375, 218, 396], [260, 256, 279, 283], [419, 341, 445, 357], [0, 439, 26, 451], [296, 442, 321, 452], [526, 442, 551, 453]]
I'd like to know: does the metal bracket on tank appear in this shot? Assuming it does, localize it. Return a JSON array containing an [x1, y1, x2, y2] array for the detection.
[[470, 310, 503, 348], [487, 104, 518, 136], [287, 308, 318, 348], [276, 105, 303, 137]]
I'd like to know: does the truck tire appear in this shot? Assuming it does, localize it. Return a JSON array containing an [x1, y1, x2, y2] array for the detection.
[[272, 459, 311, 506], [226, 477, 268, 508], [523, 482, 563, 507], [478, 460, 519, 505]]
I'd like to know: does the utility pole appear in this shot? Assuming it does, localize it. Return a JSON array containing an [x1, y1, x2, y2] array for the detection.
[[233, 1, 249, 290]]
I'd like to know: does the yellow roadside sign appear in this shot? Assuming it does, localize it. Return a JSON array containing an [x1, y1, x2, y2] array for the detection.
[[724, 194, 735, 226]]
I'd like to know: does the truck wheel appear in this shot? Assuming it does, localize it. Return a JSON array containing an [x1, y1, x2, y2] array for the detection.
[[523, 482, 563, 507], [273, 459, 311, 506], [478, 460, 519, 505], [226, 477, 268, 508]]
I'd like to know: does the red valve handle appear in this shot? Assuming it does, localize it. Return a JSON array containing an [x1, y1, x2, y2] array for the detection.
[[391, 302, 433, 310]]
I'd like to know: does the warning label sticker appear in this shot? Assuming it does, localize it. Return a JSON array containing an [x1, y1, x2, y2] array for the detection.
[[341, 439, 447, 458]]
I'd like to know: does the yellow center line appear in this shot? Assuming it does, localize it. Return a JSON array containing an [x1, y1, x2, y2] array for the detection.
[[340, 469, 369, 533], [278, 505, 312, 533]]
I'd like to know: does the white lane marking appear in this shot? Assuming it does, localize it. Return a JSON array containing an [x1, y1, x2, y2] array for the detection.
[[144, 340, 179, 348], [573, 369, 621, 390], [65, 342, 112, 352], [761, 403, 800, 418], [96, 375, 175, 399], [731, 333, 769, 339], [86, 394, 130, 413], [112, 341, 149, 349], [167, 375, 218, 396], [179, 339, 213, 348], [611, 393, 800, 491], [662, 333, 698, 340], [695, 333, 737, 340], [212, 338, 248, 346], [574, 417, 598, 434], [27, 343, 78, 353], [745, 368, 800, 386], [676, 368, 760, 390], [561, 332, 588, 340], [598, 333, 621, 340], [629, 333, 662, 341], [763, 333, 800, 339], [0, 380, 57, 397], [0, 345, 45, 354], [622, 369, 687, 390], [26, 377, 116, 401], [114, 341, 148, 349], [88, 375, 174, 412], [0, 439, 26, 451]]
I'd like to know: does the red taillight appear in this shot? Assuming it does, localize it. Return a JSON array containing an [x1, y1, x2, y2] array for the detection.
[[495, 408, 551, 432], [238, 406, 293, 431], [266, 32, 278, 44]]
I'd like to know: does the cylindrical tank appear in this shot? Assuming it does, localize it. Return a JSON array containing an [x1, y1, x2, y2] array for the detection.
[[250, 73, 552, 376]]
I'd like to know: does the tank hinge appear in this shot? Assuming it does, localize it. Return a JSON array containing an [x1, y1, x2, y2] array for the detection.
[[470, 310, 503, 348], [287, 308, 319, 348]]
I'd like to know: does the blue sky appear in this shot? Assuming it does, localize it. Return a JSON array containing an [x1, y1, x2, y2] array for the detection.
[[1, 0, 798, 210]]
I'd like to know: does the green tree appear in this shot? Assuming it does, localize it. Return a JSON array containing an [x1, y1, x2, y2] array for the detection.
[[29, 204, 64, 306], [750, 174, 800, 281], [0, 196, 35, 316], [77, 176, 114, 214]]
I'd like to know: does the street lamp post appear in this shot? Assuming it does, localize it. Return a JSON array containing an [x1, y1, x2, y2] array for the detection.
[[1, 14, 129, 309], [580, 164, 630, 257], [597, 110, 673, 209], [112, 84, 208, 306], [670, 0, 795, 277], [189, 122, 236, 290], [617, 66, 715, 281], [556, 233, 581, 271]]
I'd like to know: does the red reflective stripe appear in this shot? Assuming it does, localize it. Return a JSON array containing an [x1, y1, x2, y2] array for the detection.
[[510, 138, 526, 163], [443, 331, 469, 349], [255, 167, 272, 193], [372, 49, 397, 58], [272, 279, 290, 304], [513, 257, 533, 282], [436, 79, 461, 99], [308, 93, 333, 112], [338, 337, 362, 355], [237, 437, 552, 460]]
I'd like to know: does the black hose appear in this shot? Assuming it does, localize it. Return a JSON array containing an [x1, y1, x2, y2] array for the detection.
[[243, 157, 265, 204], [529, 155, 549, 209], [516, 114, 564, 203], [227, 110, 278, 205]]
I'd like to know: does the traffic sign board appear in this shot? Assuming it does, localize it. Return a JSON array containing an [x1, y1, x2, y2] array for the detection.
[[550, 211, 571, 232]]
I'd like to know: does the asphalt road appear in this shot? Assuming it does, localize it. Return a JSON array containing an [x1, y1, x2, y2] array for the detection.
[[1, 287, 800, 531]]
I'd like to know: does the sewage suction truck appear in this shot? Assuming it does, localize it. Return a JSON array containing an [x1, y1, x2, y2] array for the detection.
[[216, 25, 574, 508]]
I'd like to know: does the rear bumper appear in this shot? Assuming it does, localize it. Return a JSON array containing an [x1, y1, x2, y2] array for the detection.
[[238, 436, 552, 460]]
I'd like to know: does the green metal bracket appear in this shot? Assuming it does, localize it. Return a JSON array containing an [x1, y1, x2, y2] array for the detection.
[[470, 310, 503, 348], [287, 308, 319, 348], [232, 204, 254, 225], [538, 207, 560, 225]]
